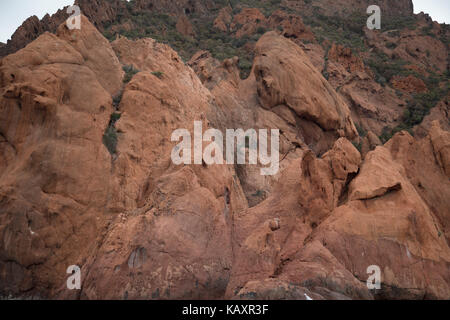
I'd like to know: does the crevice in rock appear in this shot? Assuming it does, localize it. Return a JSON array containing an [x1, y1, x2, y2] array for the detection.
[[337, 170, 359, 206], [102, 90, 123, 158]]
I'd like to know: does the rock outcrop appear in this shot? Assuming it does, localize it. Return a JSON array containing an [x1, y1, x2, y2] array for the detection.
[[391, 75, 428, 94], [226, 129, 450, 300], [0, 15, 123, 297], [176, 15, 195, 37], [188, 32, 358, 208], [0, 0, 449, 301], [253, 32, 357, 149]]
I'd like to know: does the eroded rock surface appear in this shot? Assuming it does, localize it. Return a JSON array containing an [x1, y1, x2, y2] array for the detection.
[[0, 3, 449, 301], [0, 16, 122, 298]]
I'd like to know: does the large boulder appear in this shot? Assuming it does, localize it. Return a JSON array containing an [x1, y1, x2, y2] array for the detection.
[[253, 32, 358, 152]]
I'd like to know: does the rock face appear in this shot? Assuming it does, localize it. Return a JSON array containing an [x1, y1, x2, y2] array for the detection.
[[77, 36, 248, 299], [0, 16, 247, 299], [361, 131, 382, 157], [386, 127, 450, 242], [328, 44, 368, 75], [321, 42, 407, 136], [225, 140, 370, 300], [0, 1, 449, 301], [231, 8, 267, 38], [188, 32, 358, 208], [253, 32, 357, 150], [0, 16, 122, 297], [315, 144, 450, 299], [226, 129, 450, 300], [267, 10, 315, 43]]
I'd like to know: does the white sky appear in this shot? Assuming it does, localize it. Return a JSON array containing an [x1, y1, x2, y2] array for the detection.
[[413, 0, 449, 24], [0, 0, 449, 43], [0, 0, 74, 43]]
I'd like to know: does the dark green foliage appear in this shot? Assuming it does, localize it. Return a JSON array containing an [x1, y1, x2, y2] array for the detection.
[[103, 126, 118, 155], [123, 65, 139, 83], [387, 30, 401, 38], [366, 52, 407, 85], [385, 42, 397, 49], [110, 112, 121, 123], [380, 83, 449, 143], [112, 91, 123, 108], [322, 46, 330, 80], [103, 112, 122, 155], [403, 87, 448, 127], [421, 25, 435, 37], [379, 126, 394, 144], [256, 26, 267, 34], [356, 123, 367, 138], [304, 10, 367, 51], [238, 57, 253, 79], [151, 71, 164, 79], [252, 189, 265, 198], [102, 5, 264, 79], [191, 19, 262, 79], [352, 141, 362, 152], [382, 16, 417, 31]]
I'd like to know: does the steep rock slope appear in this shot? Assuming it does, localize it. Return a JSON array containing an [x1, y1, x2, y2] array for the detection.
[[77, 36, 249, 299], [189, 32, 357, 207], [226, 125, 450, 300], [0, 16, 123, 297]]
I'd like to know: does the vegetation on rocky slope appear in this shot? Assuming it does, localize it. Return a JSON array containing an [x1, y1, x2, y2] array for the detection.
[[64, 0, 450, 138]]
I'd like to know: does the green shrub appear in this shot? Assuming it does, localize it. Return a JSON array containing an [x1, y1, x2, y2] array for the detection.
[[379, 126, 394, 144], [380, 83, 448, 143], [151, 71, 164, 79], [403, 87, 448, 127], [123, 65, 139, 83], [103, 111, 123, 155], [238, 57, 253, 79], [352, 141, 362, 152], [303, 11, 366, 51], [383, 16, 417, 31], [386, 42, 397, 49], [103, 126, 118, 155], [112, 91, 123, 108], [256, 26, 267, 34], [252, 190, 266, 198], [421, 25, 435, 37], [356, 123, 367, 138], [387, 30, 401, 37], [366, 52, 407, 84], [110, 112, 121, 123]]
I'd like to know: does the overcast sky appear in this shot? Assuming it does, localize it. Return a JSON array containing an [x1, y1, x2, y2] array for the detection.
[[0, 0, 449, 43]]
